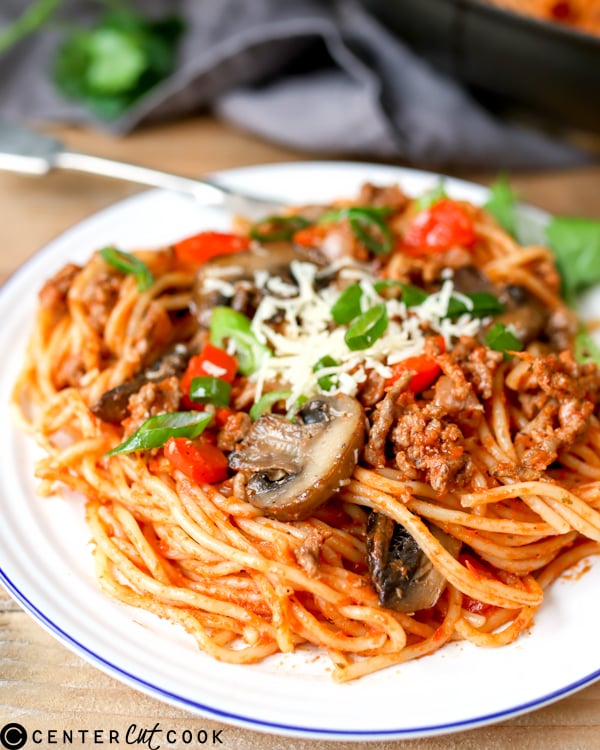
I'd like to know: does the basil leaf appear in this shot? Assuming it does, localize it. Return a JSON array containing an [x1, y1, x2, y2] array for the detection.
[[100, 247, 154, 292], [106, 411, 212, 456], [484, 175, 518, 237], [210, 307, 269, 376], [53, 9, 184, 119], [446, 292, 505, 319], [331, 284, 363, 325], [189, 376, 231, 407], [484, 322, 524, 357], [546, 216, 600, 305]]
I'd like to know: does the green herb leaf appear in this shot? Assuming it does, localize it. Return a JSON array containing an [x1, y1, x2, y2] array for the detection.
[[210, 307, 269, 376], [372, 279, 404, 299], [546, 216, 600, 304], [53, 9, 184, 119], [0, 0, 64, 54], [345, 304, 388, 351], [484, 322, 524, 357], [249, 390, 292, 421], [106, 411, 212, 456], [189, 376, 231, 408], [446, 292, 505, 319], [249, 215, 310, 243], [100, 247, 154, 292], [313, 355, 339, 391], [86, 27, 146, 95], [484, 175, 518, 236], [417, 181, 447, 210], [399, 283, 428, 307], [331, 283, 363, 325]]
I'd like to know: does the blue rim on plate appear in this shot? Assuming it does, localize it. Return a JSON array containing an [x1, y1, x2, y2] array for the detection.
[[2, 566, 600, 738]]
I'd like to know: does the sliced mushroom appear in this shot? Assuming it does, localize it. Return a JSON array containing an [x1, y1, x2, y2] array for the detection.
[[192, 243, 305, 327], [229, 394, 365, 521], [90, 343, 193, 423], [366, 512, 461, 613], [493, 285, 549, 346], [452, 266, 551, 346]]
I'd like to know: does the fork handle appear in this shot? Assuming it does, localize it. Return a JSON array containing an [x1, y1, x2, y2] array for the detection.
[[55, 150, 230, 207]]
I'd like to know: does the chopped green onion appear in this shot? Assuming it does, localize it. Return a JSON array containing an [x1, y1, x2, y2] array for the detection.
[[374, 279, 430, 306], [345, 304, 388, 351], [319, 205, 391, 224], [349, 209, 394, 255], [189, 376, 231, 407], [417, 181, 447, 210], [100, 246, 154, 292], [484, 322, 524, 357], [249, 215, 310, 242], [374, 281, 503, 320], [210, 307, 270, 376], [313, 355, 339, 391], [574, 328, 600, 365], [331, 283, 363, 325], [105, 411, 213, 456], [446, 292, 504, 319], [250, 390, 292, 421], [399, 283, 428, 307], [319, 207, 394, 255], [372, 279, 404, 298]]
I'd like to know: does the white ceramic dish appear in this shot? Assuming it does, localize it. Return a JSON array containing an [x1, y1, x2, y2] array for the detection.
[[1, 162, 599, 741]]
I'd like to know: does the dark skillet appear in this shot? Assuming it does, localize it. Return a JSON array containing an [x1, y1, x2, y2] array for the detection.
[[364, 0, 600, 131]]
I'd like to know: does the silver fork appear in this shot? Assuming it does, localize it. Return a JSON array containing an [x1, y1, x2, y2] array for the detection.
[[0, 121, 283, 218]]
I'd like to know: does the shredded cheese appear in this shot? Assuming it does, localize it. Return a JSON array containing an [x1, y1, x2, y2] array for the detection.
[[221, 259, 488, 407]]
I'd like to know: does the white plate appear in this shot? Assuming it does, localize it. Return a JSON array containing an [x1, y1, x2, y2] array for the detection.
[[1, 162, 599, 741]]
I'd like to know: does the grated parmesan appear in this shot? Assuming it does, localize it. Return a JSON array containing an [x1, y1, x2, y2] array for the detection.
[[217, 259, 488, 407]]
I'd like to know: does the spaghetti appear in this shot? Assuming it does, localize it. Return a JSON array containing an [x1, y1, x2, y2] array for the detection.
[[13, 181, 600, 681]]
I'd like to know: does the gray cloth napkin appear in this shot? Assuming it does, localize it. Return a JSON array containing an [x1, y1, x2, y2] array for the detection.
[[0, 0, 589, 169]]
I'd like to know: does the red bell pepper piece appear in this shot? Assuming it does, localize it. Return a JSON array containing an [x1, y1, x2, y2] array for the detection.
[[292, 225, 328, 247], [174, 231, 250, 264], [387, 356, 441, 393], [180, 344, 238, 409], [402, 199, 476, 257], [386, 337, 445, 393], [164, 437, 229, 484]]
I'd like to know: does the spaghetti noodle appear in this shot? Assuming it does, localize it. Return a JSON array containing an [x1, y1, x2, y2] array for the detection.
[[13, 181, 600, 681]]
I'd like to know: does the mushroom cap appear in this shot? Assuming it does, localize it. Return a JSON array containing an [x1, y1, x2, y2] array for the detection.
[[366, 513, 461, 613], [191, 244, 302, 327], [230, 394, 366, 522]]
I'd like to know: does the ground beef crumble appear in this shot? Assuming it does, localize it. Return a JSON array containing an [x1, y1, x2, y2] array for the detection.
[[122, 376, 181, 436], [363, 339, 600, 494], [509, 351, 600, 472]]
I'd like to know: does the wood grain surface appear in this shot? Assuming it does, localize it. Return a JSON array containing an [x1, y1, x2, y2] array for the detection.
[[1, 115, 599, 750]]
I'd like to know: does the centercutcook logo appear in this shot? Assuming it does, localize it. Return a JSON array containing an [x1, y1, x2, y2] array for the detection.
[[0, 725, 27, 750], [0, 723, 225, 749]]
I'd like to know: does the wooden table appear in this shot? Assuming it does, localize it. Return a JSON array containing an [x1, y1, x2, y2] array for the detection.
[[1, 116, 599, 749]]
